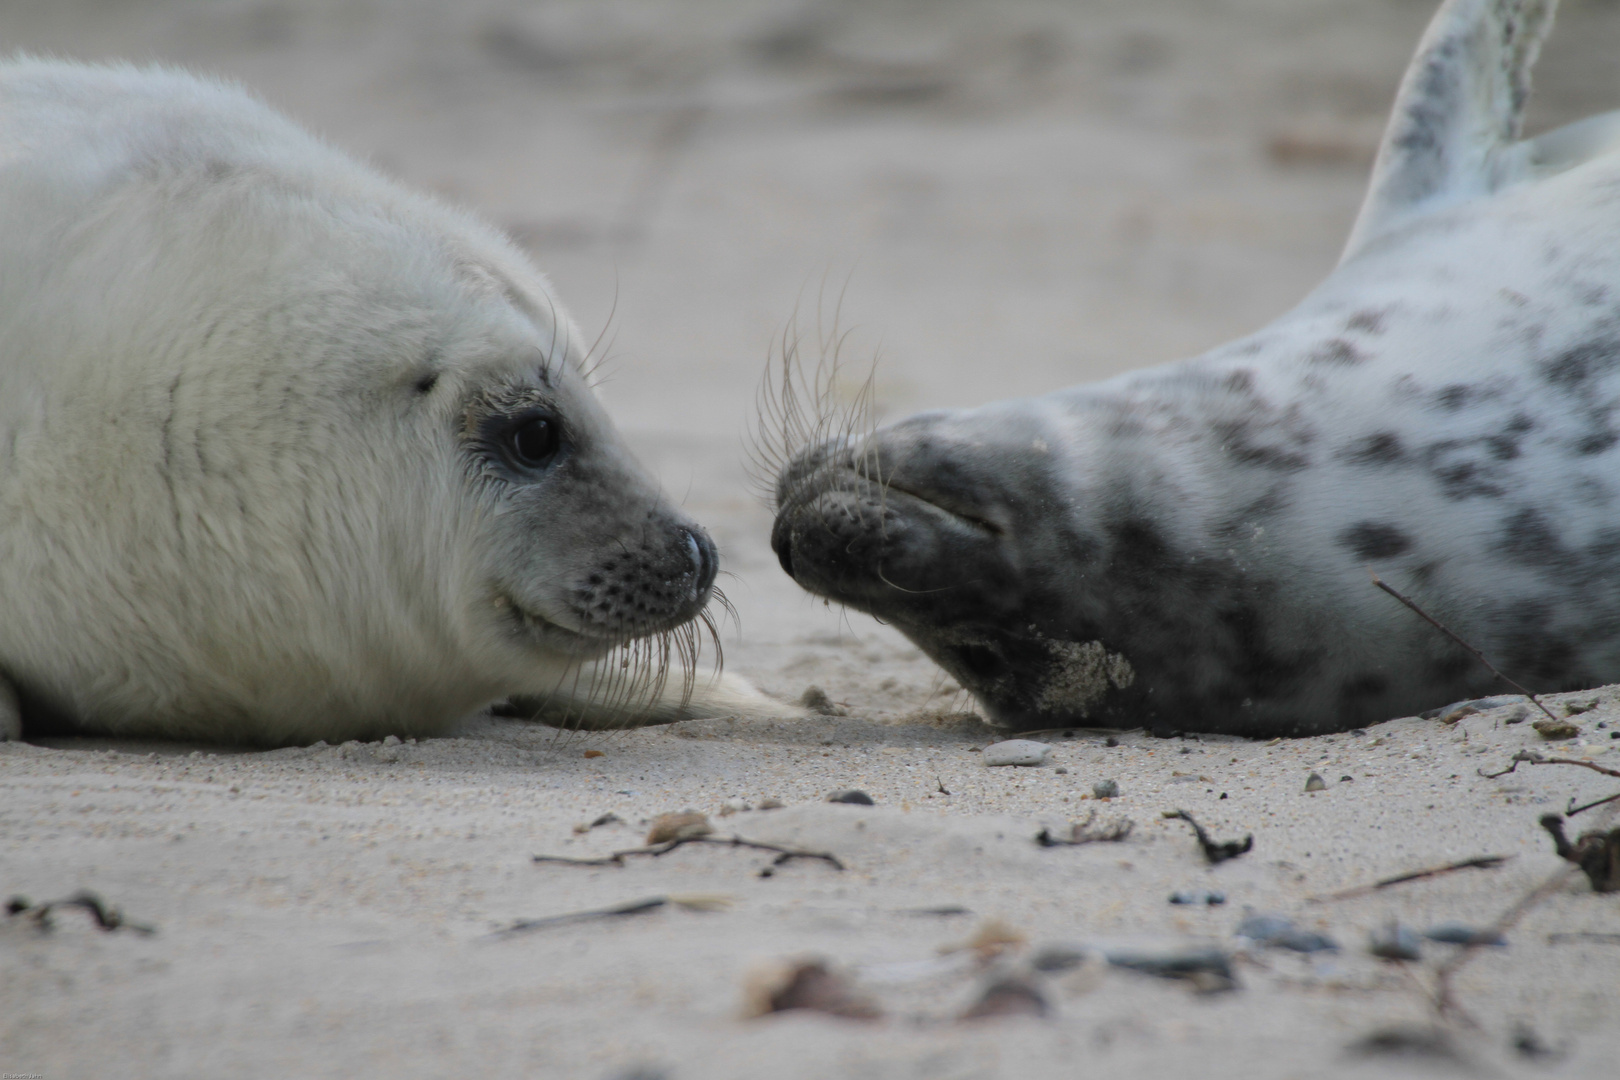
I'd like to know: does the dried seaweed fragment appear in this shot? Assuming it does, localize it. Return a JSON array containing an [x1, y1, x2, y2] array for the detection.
[[1540, 814, 1620, 893]]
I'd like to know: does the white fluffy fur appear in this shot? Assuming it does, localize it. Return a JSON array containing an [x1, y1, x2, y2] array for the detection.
[[0, 59, 783, 744]]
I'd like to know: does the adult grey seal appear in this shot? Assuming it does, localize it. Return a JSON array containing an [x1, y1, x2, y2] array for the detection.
[[769, 0, 1620, 737], [0, 59, 776, 745]]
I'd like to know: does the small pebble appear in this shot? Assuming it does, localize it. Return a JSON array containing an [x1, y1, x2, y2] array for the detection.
[[1368, 923, 1423, 962], [826, 789, 874, 805], [1168, 890, 1226, 906], [758, 797, 785, 810], [959, 976, 1048, 1020], [1236, 912, 1339, 953], [1092, 779, 1119, 799], [1423, 922, 1506, 947], [1532, 718, 1581, 740], [1304, 772, 1326, 792], [1030, 944, 1088, 973], [1054, 766, 1068, 775], [982, 740, 1051, 767], [1104, 736, 1119, 747], [1105, 945, 1235, 992], [382, 735, 400, 746]]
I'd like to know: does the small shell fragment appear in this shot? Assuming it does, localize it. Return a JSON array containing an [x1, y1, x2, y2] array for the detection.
[[1305, 772, 1327, 792], [982, 740, 1052, 767], [826, 789, 874, 805]]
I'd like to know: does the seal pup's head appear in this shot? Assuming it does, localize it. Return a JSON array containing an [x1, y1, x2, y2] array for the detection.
[[0, 61, 739, 744]]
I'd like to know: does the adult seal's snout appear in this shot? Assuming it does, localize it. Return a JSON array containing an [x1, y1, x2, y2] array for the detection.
[[768, 0, 1620, 738]]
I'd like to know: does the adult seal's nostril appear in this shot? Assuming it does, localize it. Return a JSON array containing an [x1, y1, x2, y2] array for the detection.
[[770, 518, 794, 579]]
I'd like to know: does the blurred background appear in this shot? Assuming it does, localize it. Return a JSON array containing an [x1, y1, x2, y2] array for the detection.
[[7, 0, 1620, 705]]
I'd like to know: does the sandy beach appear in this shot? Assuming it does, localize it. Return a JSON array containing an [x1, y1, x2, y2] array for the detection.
[[3, 1, 1620, 1076]]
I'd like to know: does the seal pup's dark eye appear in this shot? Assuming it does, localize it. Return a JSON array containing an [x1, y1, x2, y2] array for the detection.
[[414, 373, 438, 395], [507, 414, 561, 469]]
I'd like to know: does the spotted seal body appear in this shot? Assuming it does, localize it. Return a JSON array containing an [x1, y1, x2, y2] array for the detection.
[[0, 60, 775, 745], [771, 0, 1620, 737]]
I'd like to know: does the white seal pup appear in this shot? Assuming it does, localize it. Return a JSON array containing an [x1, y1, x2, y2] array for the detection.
[[770, 0, 1620, 737], [0, 59, 778, 745]]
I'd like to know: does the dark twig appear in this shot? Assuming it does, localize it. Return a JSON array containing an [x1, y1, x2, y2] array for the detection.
[[5, 890, 155, 935], [1479, 749, 1620, 781], [532, 834, 844, 871], [1035, 809, 1134, 847], [1567, 790, 1620, 817], [1547, 932, 1620, 945], [1309, 855, 1510, 903], [1370, 572, 1558, 722], [484, 896, 671, 939], [1163, 810, 1252, 864]]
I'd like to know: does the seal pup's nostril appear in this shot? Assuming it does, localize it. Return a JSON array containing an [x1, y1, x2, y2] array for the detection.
[[684, 528, 718, 601]]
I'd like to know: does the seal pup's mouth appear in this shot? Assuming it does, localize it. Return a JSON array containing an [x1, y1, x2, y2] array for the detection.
[[495, 592, 621, 658]]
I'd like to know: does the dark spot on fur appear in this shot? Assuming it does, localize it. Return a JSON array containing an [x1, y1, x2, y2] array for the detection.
[[1493, 601, 1581, 686], [1494, 508, 1572, 571], [1576, 431, 1619, 455], [1339, 522, 1412, 560], [1433, 462, 1504, 500], [1339, 431, 1405, 466], [1308, 339, 1366, 366], [1484, 434, 1521, 460], [1345, 309, 1387, 334], [1213, 419, 1309, 472], [1541, 340, 1620, 390], [1223, 369, 1257, 395], [1432, 384, 1474, 411], [1213, 486, 1292, 540]]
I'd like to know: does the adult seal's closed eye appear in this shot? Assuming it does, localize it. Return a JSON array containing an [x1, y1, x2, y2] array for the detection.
[[0, 59, 780, 745], [770, 0, 1620, 737]]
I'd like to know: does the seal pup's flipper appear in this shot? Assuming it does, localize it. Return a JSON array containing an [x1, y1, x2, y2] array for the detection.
[[1341, 0, 1557, 263], [513, 668, 806, 730]]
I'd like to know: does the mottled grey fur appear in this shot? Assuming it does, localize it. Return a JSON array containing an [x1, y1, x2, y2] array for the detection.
[[771, 0, 1620, 736]]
